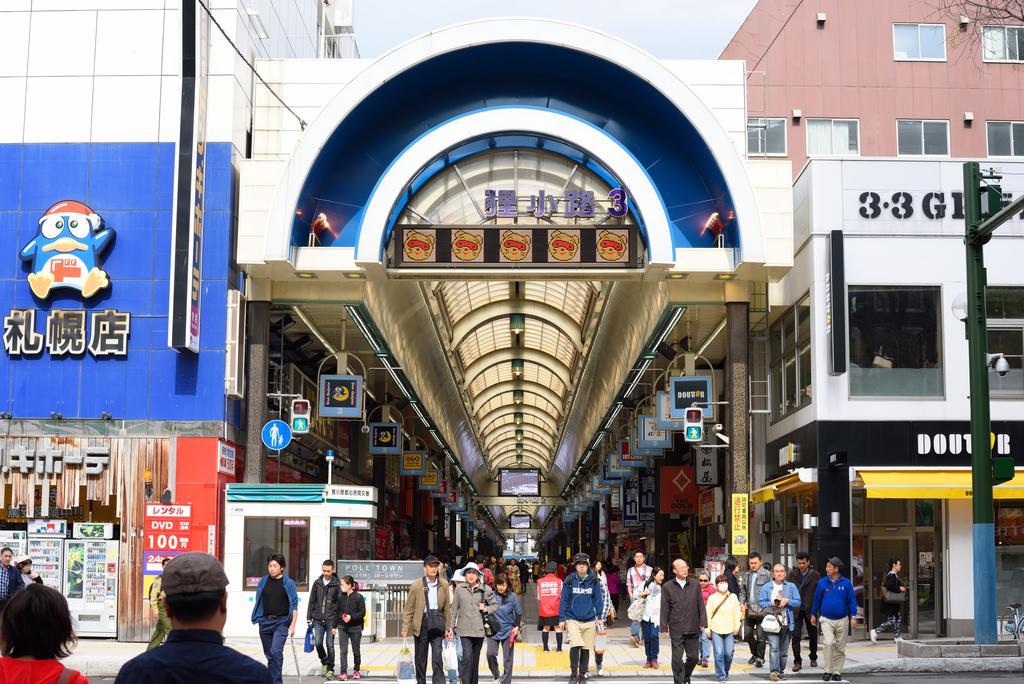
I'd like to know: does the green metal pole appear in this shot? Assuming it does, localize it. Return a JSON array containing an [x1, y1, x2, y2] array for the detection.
[[963, 161, 996, 644]]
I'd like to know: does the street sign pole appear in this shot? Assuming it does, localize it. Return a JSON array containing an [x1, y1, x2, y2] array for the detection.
[[962, 161, 1024, 645]]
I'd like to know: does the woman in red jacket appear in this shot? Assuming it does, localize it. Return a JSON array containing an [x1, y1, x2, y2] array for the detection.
[[0, 584, 88, 683]]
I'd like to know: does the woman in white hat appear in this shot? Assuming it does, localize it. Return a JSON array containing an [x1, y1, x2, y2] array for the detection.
[[451, 563, 497, 684], [14, 556, 42, 585]]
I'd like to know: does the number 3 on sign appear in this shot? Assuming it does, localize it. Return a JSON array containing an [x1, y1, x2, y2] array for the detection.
[[858, 191, 914, 219]]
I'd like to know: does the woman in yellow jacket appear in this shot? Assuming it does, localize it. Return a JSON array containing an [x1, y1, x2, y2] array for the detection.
[[703, 574, 742, 683]]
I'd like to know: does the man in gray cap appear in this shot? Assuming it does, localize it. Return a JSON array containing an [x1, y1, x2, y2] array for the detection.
[[115, 552, 272, 683]]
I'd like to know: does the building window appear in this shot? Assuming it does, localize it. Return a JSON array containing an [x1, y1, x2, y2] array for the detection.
[[806, 119, 860, 156], [987, 286, 1024, 395], [847, 286, 943, 397], [897, 120, 949, 156], [983, 25, 1024, 62], [893, 23, 947, 61], [770, 294, 811, 420], [995, 500, 1024, 609], [987, 121, 1024, 157], [243, 517, 310, 591], [748, 118, 787, 156]]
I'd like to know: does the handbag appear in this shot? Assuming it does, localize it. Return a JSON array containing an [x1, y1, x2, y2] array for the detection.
[[883, 589, 907, 602], [627, 595, 647, 621], [594, 628, 608, 654], [303, 624, 315, 653], [423, 578, 447, 636], [761, 612, 783, 634]]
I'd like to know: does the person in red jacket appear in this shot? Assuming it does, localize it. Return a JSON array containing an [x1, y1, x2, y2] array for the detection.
[[0, 584, 89, 684], [536, 562, 564, 652]]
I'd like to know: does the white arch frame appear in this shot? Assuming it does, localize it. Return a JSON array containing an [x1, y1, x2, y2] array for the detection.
[[264, 17, 765, 266], [355, 108, 671, 264]]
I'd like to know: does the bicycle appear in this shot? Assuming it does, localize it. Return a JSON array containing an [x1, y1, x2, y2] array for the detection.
[[1000, 602, 1024, 640]]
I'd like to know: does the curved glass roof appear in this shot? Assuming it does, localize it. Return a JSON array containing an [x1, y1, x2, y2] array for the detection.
[[412, 147, 606, 483]]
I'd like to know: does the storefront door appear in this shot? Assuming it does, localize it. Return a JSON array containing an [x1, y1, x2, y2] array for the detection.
[[869, 537, 911, 638]]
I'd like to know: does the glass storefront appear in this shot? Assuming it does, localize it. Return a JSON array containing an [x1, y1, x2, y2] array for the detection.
[[242, 517, 311, 590], [995, 500, 1024, 611], [851, 494, 942, 638]]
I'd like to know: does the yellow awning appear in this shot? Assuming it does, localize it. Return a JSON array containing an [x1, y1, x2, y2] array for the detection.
[[751, 472, 802, 504], [859, 468, 1024, 499]]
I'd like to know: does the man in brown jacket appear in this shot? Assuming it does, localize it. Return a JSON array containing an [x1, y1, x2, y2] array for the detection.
[[402, 555, 454, 684], [660, 559, 707, 684]]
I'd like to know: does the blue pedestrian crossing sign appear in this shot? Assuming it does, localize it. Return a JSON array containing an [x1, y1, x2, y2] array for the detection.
[[262, 419, 292, 451]]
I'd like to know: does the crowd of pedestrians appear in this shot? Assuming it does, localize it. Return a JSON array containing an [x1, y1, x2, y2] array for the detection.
[[0, 543, 909, 684]]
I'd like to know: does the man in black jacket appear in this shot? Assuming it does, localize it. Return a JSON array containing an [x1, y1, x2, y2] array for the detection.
[[659, 559, 707, 684], [788, 552, 821, 672], [307, 560, 341, 678]]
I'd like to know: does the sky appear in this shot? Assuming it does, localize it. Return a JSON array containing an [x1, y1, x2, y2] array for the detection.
[[352, 0, 759, 59]]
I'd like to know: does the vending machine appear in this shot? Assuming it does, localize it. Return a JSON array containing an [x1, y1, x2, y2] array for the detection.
[[26, 519, 67, 588], [64, 524, 119, 637], [0, 530, 27, 556]]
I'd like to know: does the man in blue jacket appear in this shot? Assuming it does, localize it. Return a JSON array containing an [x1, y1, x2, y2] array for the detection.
[[0, 547, 25, 614], [250, 554, 300, 684], [809, 557, 857, 683], [558, 553, 605, 684]]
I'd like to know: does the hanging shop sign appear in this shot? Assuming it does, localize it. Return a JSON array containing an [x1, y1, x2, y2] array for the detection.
[[699, 488, 723, 525], [731, 493, 749, 556], [430, 480, 448, 499], [619, 438, 644, 466], [669, 376, 713, 420], [19, 201, 114, 299], [696, 446, 719, 487], [368, 423, 401, 455], [656, 391, 686, 431], [825, 229, 847, 375], [623, 475, 640, 528], [318, 374, 363, 418], [216, 441, 236, 476], [601, 464, 622, 485], [400, 451, 426, 476], [3, 308, 131, 358], [592, 474, 611, 495], [637, 414, 672, 450], [419, 468, 441, 491], [660, 466, 699, 515], [168, 1, 210, 352], [638, 467, 657, 524]]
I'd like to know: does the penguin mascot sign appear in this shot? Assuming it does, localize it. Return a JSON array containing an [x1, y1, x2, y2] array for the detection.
[[20, 200, 114, 299]]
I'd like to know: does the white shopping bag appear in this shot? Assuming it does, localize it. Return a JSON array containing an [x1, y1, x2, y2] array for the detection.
[[443, 638, 459, 672], [397, 638, 416, 684]]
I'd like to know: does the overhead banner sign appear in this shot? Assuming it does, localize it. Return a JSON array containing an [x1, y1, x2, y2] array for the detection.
[[318, 375, 362, 418], [699, 488, 723, 525], [656, 391, 685, 431], [168, 0, 209, 352], [400, 451, 425, 476], [669, 376, 713, 420], [368, 423, 401, 455], [731, 493, 749, 556], [419, 469, 441, 491], [825, 229, 847, 375], [637, 414, 671, 450], [660, 466, 698, 515], [390, 188, 641, 269], [623, 475, 641, 528], [696, 446, 719, 487], [639, 467, 657, 524]]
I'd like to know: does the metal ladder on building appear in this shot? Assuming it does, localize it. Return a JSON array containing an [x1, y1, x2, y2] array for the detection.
[[749, 281, 771, 417]]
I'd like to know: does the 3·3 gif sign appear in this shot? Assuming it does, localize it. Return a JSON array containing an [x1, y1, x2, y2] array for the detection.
[[855, 190, 1024, 221]]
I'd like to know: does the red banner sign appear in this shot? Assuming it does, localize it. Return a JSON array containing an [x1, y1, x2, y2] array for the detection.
[[659, 466, 698, 515], [144, 503, 193, 552]]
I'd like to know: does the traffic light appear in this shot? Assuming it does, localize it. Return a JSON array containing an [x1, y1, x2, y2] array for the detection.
[[291, 399, 311, 434], [683, 407, 703, 443]]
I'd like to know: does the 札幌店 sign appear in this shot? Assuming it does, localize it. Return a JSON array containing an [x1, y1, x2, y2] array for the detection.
[[3, 308, 131, 358]]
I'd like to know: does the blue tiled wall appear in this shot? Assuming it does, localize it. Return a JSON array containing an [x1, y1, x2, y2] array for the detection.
[[0, 142, 236, 422]]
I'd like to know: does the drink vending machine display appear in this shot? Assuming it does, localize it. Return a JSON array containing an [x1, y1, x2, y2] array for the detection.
[[63, 524, 119, 638]]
